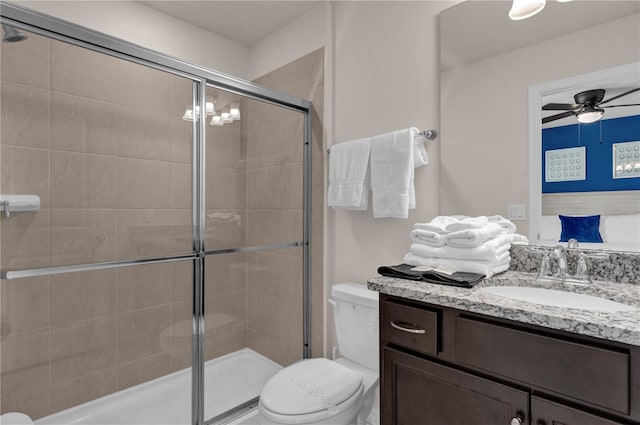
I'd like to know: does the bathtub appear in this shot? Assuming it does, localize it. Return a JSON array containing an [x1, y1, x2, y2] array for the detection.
[[35, 348, 281, 425]]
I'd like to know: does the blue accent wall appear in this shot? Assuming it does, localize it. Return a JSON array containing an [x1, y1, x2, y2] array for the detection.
[[542, 115, 640, 193]]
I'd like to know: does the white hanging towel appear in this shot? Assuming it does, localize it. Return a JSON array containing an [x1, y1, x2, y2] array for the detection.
[[327, 138, 372, 210], [370, 127, 426, 219]]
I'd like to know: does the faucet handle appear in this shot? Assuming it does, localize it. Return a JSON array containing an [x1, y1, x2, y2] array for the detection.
[[537, 249, 552, 279], [574, 252, 591, 284]]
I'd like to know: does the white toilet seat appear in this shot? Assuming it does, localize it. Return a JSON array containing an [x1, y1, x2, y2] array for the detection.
[[259, 358, 364, 424]]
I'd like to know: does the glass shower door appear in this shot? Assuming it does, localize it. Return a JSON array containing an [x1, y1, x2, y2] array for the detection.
[[202, 86, 308, 422], [0, 26, 197, 423]]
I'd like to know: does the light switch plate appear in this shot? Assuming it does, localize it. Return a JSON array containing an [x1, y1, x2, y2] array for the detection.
[[507, 204, 526, 221], [613, 141, 640, 179], [545, 146, 586, 182]]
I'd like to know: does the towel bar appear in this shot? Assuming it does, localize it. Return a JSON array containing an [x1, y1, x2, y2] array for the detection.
[[327, 129, 437, 154]]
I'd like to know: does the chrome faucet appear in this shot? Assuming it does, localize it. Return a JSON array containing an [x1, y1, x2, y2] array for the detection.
[[552, 245, 569, 280]]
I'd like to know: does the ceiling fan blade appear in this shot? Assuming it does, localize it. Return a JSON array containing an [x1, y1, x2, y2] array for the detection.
[[542, 102, 580, 111], [598, 88, 640, 106], [542, 111, 576, 124], [601, 103, 640, 108]]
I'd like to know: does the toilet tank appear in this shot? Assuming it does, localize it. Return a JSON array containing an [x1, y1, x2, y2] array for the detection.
[[331, 283, 379, 371]]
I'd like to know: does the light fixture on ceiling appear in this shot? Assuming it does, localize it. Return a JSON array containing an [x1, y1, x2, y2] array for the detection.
[[509, 0, 546, 20], [576, 105, 604, 124], [556, 0, 573, 2], [229, 102, 241, 120]]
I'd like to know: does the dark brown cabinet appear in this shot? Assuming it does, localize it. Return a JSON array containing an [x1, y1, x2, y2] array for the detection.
[[380, 294, 640, 425], [532, 397, 624, 425], [384, 347, 527, 425]]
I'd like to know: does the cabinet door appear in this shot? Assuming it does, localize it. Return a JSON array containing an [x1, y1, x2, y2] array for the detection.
[[382, 347, 528, 425], [532, 396, 625, 425]]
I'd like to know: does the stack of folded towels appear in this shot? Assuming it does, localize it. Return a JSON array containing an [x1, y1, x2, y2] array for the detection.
[[403, 215, 529, 278]]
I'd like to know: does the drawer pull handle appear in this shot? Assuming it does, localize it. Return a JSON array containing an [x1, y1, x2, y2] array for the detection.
[[390, 321, 426, 334]]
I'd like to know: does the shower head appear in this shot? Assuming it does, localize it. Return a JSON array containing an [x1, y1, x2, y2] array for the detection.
[[2, 24, 28, 43]]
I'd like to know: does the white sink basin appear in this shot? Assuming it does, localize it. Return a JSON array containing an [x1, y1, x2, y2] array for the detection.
[[480, 286, 636, 312]]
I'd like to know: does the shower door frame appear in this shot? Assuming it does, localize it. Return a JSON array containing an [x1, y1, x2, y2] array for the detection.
[[0, 3, 313, 425]]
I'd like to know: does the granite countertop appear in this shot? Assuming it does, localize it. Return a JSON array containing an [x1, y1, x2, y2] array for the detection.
[[368, 270, 640, 346]]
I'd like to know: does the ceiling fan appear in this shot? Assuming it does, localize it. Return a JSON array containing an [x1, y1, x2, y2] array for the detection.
[[542, 87, 640, 124]]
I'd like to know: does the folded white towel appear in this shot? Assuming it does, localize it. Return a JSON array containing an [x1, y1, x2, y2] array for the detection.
[[502, 232, 530, 245], [414, 216, 459, 234], [445, 216, 489, 232], [370, 128, 426, 219], [445, 222, 503, 248], [328, 138, 371, 210], [488, 215, 517, 234], [410, 235, 512, 262], [410, 229, 446, 246], [403, 253, 510, 278]]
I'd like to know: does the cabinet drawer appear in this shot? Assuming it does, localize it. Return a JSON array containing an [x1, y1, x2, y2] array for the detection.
[[455, 317, 629, 415], [381, 300, 438, 356], [532, 396, 624, 425]]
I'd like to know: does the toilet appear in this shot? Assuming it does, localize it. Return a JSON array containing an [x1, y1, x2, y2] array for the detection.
[[258, 283, 379, 425]]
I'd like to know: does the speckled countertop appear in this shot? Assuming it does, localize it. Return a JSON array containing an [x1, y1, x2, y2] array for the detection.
[[368, 271, 640, 346]]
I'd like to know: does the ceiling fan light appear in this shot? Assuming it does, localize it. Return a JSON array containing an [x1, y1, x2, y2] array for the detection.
[[576, 107, 604, 124], [509, 0, 546, 20]]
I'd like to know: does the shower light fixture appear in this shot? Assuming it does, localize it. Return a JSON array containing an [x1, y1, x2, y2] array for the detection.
[[576, 106, 604, 124], [509, 0, 546, 20], [229, 102, 241, 120], [205, 97, 216, 116], [182, 106, 194, 121], [221, 107, 233, 123], [210, 115, 223, 126]]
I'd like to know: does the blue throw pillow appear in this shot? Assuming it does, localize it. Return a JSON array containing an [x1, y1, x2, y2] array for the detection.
[[559, 214, 603, 243]]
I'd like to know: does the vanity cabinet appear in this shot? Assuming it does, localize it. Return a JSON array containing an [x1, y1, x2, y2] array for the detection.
[[380, 294, 640, 425]]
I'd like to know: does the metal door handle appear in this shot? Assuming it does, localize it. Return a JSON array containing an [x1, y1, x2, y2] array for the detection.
[[390, 321, 426, 334]]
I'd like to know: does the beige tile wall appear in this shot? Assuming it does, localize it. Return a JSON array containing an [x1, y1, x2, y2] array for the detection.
[[246, 48, 325, 365], [0, 31, 324, 419]]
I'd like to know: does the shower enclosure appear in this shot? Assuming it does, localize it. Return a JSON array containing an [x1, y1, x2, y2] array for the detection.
[[0, 4, 316, 424]]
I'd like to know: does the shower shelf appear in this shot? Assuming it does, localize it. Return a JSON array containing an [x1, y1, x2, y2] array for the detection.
[[0, 194, 40, 220]]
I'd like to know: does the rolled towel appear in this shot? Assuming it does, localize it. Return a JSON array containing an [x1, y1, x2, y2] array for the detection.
[[410, 236, 512, 262], [488, 215, 517, 234], [414, 215, 459, 234], [445, 222, 503, 248], [444, 216, 489, 232], [403, 253, 510, 278], [410, 229, 446, 247]]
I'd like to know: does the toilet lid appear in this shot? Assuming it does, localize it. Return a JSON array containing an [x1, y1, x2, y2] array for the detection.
[[260, 358, 363, 416]]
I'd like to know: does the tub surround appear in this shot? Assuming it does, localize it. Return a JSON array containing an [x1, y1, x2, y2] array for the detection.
[[368, 270, 640, 346]]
